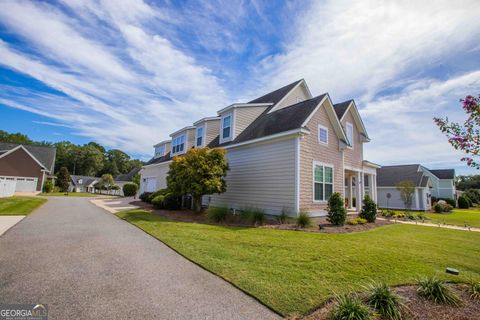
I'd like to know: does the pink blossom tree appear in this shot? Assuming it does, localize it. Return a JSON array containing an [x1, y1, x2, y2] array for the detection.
[[434, 95, 480, 168]]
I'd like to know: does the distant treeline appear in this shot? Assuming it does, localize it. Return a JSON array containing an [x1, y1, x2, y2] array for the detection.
[[457, 175, 480, 191], [0, 130, 143, 177]]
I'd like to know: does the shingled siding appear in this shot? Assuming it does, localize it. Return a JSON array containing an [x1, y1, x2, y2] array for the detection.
[[205, 120, 220, 146], [140, 162, 170, 191], [275, 83, 310, 110], [209, 137, 296, 215], [234, 106, 268, 138], [342, 110, 363, 169], [300, 101, 344, 212]]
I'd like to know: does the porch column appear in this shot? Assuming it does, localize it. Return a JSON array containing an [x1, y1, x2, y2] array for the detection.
[[372, 174, 377, 203], [348, 175, 354, 209], [367, 174, 373, 200], [356, 171, 363, 212]]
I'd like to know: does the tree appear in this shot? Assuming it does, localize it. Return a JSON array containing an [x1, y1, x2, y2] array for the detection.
[[78, 144, 104, 176], [396, 180, 416, 211], [434, 95, 480, 168], [99, 174, 114, 194], [0, 130, 34, 144], [167, 147, 229, 211], [456, 175, 480, 190], [132, 173, 140, 187], [57, 167, 71, 192], [327, 192, 347, 226]]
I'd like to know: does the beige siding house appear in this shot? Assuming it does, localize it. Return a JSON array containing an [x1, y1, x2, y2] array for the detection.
[[140, 79, 379, 216]]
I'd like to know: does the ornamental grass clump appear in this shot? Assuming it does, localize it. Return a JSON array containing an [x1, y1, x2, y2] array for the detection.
[[329, 294, 372, 320], [468, 279, 480, 300], [296, 210, 311, 228], [277, 207, 290, 224], [207, 206, 229, 223], [416, 276, 460, 306], [366, 282, 403, 320], [251, 208, 266, 225]]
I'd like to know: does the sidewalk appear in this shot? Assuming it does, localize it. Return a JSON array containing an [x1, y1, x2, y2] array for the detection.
[[0, 216, 25, 236], [378, 217, 480, 232], [90, 196, 140, 213]]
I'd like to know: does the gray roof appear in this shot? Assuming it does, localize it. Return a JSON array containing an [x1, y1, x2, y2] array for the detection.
[[144, 152, 172, 166], [248, 79, 303, 104], [430, 169, 455, 180], [377, 165, 426, 187], [0, 142, 56, 173], [116, 167, 141, 181], [71, 175, 98, 187], [333, 100, 352, 120]]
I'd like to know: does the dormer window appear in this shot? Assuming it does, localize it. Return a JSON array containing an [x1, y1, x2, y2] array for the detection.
[[346, 122, 354, 148], [222, 115, 232, 139], [154, 144, 165, 158], [78, 179, 83, 184], [172, 135, 185, 154], [196, 127, 204, 147]]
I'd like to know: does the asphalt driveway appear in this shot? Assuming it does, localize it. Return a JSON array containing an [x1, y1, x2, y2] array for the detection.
[[0, 197, 279, 319]]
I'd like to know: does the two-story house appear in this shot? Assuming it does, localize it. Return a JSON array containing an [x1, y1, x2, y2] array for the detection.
[[140, 79, 379, 216]]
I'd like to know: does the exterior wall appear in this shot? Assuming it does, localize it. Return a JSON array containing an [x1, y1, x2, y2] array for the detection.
[[205, 120, 220, 146], [140, 162, 170, 192], [377, 187, 427, 211], [276, 84, 310, 110], [233, 106, 268, 138], [209, 137, 297, 215], [186, 129, 196, 151], [341, 109, 363, 170], [436, 179, 455, 199], [299, 100, 344, 212], [0, 148, 44, 191]]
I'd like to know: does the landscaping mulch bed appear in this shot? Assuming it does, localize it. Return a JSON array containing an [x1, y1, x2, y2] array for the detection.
[[263, 217, 391, 233], [302, 283, 480, 320]]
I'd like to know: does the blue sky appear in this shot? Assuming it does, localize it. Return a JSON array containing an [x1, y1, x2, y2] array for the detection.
[[0, 0, 480, 175]]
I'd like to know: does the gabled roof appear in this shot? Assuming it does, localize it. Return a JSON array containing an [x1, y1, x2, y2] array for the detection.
[[116, 167, 141, 182], [144, 152, 172, 166], [0, 142, 56, 173], [333, 100, 353, 120], [377, 165, 427, 187], [429, 169, 455, 180], [248, 79, 303, 105], [71, 175, 98, 187]]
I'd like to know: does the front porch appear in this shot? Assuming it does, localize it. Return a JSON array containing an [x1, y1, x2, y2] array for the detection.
[[344, 165, 378, 212]]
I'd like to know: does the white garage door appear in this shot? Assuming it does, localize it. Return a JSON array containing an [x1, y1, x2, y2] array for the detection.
[[144, 177, 157, 193], [0, 176, 38, 192]]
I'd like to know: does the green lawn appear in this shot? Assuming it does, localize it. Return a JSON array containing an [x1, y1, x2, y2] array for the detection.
[[117, 209, 480, 317], [0, 196, 47, 215], [39, 192, 96, 197], [425, 208, 480, 228]]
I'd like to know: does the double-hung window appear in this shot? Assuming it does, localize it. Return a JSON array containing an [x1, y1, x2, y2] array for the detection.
[[196, 127, 204, 147], [314, 164, 333, 201], [318, 125, 328, 144], [172, 135, 185, 154], [222, 115, 232, 139], [346, 122, 354, 148], [155, 144, 165, 157]]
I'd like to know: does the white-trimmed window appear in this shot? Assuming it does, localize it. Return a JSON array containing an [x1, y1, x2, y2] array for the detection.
[[318, 125, 328, 144], [222, 115, 232, 139], [155, 144, 165, 157], [196, 127, 204, 147], [172, 135, 185, 154], [346, 122, 354, 148], [314, 164, 333, 201]]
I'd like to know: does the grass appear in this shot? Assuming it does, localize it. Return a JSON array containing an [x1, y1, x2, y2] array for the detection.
[[39, 192, 97, 197], [116, 209, 480, 316], [386, 208, 480, 228], [0, 196, 47, 215]]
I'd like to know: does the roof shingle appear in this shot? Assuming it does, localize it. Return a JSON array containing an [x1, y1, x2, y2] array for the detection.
[[0, 142, 56, 173]]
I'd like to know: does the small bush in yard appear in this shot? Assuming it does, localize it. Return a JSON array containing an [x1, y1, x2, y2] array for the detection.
[[251, 208, 266, 225], [416, 276, 460, 306], [468, 279, 480, 300], [139, 192, 152, 202], [296, 210, 311, 228], [122, 182, 138, 197], [381, 209, 395, 217], [458, 196, 470, 209], [359, 195, 377, 222], [148, 189, 169, 203], [434, 203, 443, 213], [207, 206, 228, 222], [366, 282, 403, 320], [329, 294, 372, 320], [327, 192, 347, 226], [43, 180, 54, 193], [277, 208, 290, 224], [347, 218, 368, 225], [151, 195, 166, 208]]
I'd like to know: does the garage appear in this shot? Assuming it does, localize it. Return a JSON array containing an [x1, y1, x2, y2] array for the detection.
[[0, 176, 38, 192], [143, 177, 157, 193]]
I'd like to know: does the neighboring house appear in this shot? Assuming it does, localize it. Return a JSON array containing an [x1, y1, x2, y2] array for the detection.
[[140, 79, 378, 216], [69, 175, 98, 193], [0, 142, 56, 192], [115, 167, 141, 195], [376, 164, 456, 211]]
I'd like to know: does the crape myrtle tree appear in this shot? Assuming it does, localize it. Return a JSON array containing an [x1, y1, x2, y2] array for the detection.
[[396, 180, 416, 212], [167, 147, 229, 212], [434, 95, 480, 168]]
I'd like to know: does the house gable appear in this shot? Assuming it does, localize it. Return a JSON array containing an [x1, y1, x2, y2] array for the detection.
[[341, 108, 364, 170], [0, 147, 45, 191]]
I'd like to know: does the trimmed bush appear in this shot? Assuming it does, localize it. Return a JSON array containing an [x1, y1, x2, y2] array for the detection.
[[329, 295, 372, 320], [42, 180, 54, 193], [416, 276, 460, 306], [147, 189, 169, 203], [151, 195, 166, 208], [327, 192, 347, 226], [163, 194, 182, 210], [296, 210, 311, 228], [207, 206, 229, 223], [139, 192, 152, 202], [434, 203, 443, 213], [122, 182, 138, 197], [381, 209, 395, 217], [366, 282, 403, 320], [458, 196, 470, 209], [347, 218, 368, 225], [359, 195, 377, 222]]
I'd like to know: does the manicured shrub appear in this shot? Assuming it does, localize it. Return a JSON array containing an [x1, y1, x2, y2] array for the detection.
[[147, 189, 169, 203], [458, 196, 470, 209], [207, 206, 228, 222], [122, 182, 138, 197], [347, 218, 368, 225], [329, 295, 372, 320], [393, 212, 405, 218], [434, 203, 443, 213], [42, 180, 54, 193], [416, 276, 460, 306], [468, 279, 480, 300], [443, 204, 453, 212], [366, 282, 403, 320], [151, 195, 166, 208], [163, 194, 182, 210], [464, 189, 480, 204], [327, 192, 347, 226], [296, 210, 311, 228], [381, 209, 395, 217], [277, 207, 290, 224], [417, 212, 426, 220], [443, 198, 457, 207], [464, 195, 473, 207], [359, 195, 377, 222], [139, 192, 152, 202]]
